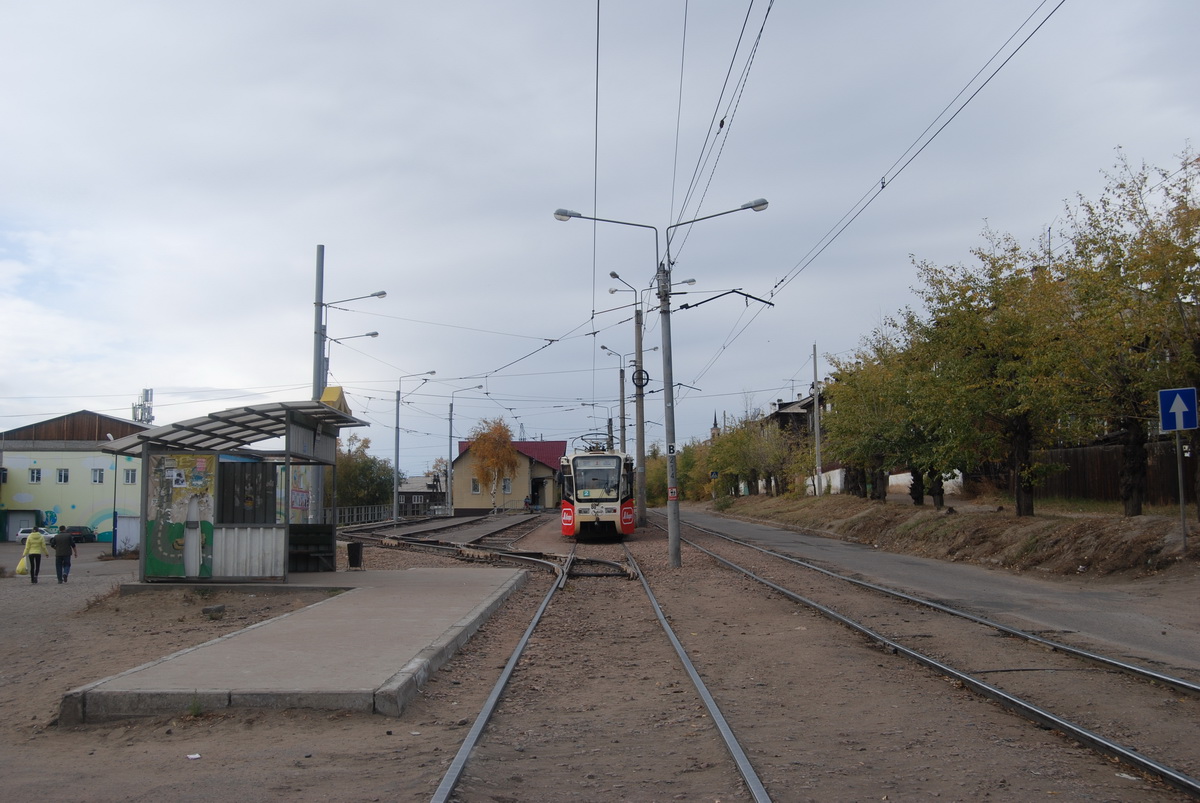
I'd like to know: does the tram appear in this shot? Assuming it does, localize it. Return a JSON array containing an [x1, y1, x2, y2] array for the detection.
[[559, 438, 636, 539]]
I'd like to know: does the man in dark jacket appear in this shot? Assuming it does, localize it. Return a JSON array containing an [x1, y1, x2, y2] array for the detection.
[[54, 528, 78, 583]]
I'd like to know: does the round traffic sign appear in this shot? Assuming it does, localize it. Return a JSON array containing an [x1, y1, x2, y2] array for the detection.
[[632, 368, 651, 388]]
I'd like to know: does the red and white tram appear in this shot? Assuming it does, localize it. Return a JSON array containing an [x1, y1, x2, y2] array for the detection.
[[559, 443, 636, 538]]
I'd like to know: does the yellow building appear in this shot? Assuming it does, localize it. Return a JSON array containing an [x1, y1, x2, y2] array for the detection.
[[450, 440, 566, 516], [0, 411, 148, 543]]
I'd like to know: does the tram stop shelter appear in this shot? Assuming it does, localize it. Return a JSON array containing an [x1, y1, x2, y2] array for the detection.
[[102, 400, 366, 583]]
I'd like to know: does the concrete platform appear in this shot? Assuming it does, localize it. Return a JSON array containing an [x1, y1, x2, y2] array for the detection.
[[59, 566, 527, 724]]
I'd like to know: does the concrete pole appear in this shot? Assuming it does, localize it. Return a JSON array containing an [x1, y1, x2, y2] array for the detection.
[[658, 257, 682, 568]]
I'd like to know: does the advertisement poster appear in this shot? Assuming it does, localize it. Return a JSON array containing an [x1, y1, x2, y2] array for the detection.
[[145, 454, 215, 578], [283, 465, 314, 524]]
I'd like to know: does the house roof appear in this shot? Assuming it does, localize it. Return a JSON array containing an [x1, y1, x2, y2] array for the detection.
[[1, 410, 150, 442], [456, 439, 567, 469], [101, 401, 367, 458]]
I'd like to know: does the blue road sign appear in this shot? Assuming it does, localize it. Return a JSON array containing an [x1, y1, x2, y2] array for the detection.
[[1158, 387, 1199, 432]]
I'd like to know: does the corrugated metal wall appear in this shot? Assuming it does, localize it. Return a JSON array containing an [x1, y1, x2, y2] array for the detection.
[[212, 525, 286, 579]]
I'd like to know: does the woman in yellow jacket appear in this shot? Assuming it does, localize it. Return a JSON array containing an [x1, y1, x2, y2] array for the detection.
[[22, 528, 50, 584]]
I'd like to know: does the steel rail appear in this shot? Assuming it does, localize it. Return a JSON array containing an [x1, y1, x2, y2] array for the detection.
[[429, 546, 572, 803], [624, 546, 773, 803], [676, 515, 1200, 697], [679, 532, 1200, 797]]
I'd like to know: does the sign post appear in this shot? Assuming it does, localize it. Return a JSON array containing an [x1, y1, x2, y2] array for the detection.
[[1158, 387, 1197, 553]]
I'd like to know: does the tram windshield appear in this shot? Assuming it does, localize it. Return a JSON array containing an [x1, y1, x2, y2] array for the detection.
[[573, 455, 622, 500]]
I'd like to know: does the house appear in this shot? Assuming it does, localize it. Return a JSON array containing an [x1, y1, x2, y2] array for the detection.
[[0, 410, 149, 543], [397, 474, 445, 517], [451, 439, 566, 516]]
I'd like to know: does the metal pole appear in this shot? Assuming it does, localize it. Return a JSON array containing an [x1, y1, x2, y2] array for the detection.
[[394, 382, 401, 523], [1177, 430, 1188, 553], [634, 307, 648, 527], [312, 244, 325, 401], [448, 399, 454, 517], [813, 342, 823, 496], [617, 363, 627, 453]]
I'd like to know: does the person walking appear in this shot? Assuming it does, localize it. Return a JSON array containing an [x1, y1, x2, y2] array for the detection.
[[22, 527, 50, 584], [54, 528, 78, 583]]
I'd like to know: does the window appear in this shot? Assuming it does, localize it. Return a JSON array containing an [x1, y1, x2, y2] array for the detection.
[[57, 468, 70, 484], [502, 478, 512, 494], [0, 467, 7, 484], [123, 468, 138, 485], [29, 468, 41, 484], [92, 468, 105, 484], [471, 478, 481, 494], [412, 494, 423, 504]]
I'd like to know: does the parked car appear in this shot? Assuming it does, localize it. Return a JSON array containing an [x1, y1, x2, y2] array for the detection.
[[16, 527, 39, 544], [58, 526, 98, 543]]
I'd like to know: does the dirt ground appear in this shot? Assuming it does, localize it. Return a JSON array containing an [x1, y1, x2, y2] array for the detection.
[[0, 497, 1194, 801]]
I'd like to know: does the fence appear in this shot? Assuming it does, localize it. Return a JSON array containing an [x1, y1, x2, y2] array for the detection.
[[1033, 441, 1195, 504], [322, 504, 394, 526]]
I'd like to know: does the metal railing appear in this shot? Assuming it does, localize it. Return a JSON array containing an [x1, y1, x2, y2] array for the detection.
[[323, 504, 393, 526]]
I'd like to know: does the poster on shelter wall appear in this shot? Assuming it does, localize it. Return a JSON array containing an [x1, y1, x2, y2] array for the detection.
[[281, 465, 314, 524], [145, 454, 215, 579]]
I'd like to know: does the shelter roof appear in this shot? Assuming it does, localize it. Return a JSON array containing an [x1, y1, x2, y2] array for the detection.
[[100, 401, 367, 458]]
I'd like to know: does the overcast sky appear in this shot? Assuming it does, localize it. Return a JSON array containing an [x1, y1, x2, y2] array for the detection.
[[3, 1, 1197, 477]]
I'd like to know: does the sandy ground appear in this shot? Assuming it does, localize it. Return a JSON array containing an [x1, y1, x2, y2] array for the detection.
[[0, 518, 1193, 802]]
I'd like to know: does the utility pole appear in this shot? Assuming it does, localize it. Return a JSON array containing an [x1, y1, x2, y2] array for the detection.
[[813, 342, 823, 496], [633, 307, 648, 527]]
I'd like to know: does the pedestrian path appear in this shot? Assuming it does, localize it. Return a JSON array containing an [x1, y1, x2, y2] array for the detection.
[[59, 566, 527, 724]]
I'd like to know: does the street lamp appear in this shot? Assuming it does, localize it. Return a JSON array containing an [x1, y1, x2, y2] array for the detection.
[[556, 216, 659, 532], [556, 199, 767, 566], [323, 331, 379, 388], [311, 243, 387, 400], [394, 371, 436, 523], [448, 385, 483, 517], [659, 199, 767, 565], [607, 273, 661, 527]]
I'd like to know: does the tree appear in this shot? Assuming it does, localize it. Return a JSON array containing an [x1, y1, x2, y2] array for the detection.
[[908, 231, 1078, 516], [825, 321, 917, 501], [468, 418, 519, 511], [645, 444, 667, 505], [1058, 151, 1200, 515], [327, 434, 395, 507]]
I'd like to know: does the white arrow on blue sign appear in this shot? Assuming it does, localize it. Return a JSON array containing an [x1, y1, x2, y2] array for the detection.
[[1158, 387, 1199, 432]]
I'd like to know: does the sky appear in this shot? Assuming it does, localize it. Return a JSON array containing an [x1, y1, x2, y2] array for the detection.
[[2, 1, 1198, 478]]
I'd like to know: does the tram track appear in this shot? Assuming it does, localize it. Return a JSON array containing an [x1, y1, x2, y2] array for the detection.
[[331, 514, 1195, 798], [429, 537, 767, 802], [655, 512, 1200, 797]]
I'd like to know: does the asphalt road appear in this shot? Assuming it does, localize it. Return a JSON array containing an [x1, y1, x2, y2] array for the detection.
[[679, 508, 1200, 675]]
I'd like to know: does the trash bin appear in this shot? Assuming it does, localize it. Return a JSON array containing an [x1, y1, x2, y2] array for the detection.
[[346, 541, 363, 570]]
